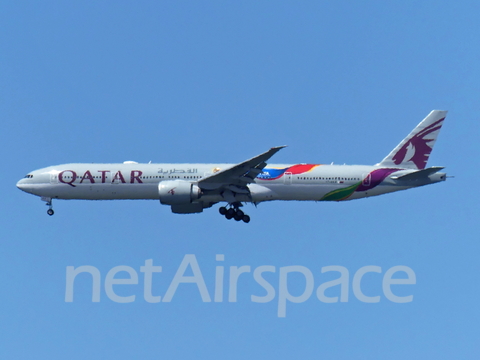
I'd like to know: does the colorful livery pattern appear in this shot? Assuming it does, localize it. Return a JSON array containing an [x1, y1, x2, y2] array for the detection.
[[258, 164, 404, 202], [257, 164, 319, 180], [321, 168, 402, 201]]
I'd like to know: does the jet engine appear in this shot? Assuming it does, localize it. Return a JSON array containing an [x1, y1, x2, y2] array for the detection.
[[158, 180, 201, 206]]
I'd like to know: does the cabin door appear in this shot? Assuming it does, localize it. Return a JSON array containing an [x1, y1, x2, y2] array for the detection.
[[284, 172, 293, 185]]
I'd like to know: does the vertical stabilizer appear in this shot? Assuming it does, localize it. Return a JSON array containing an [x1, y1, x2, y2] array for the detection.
[[377, 110, 447, 170]]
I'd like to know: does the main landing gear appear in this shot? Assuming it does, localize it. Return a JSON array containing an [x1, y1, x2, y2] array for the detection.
[[219, 204, 251, 223], [42, 197, 54, 216]]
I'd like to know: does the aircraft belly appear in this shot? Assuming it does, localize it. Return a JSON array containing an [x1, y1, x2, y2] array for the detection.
[[347, 185, 412, 200], [36, 182, 413, 202], [108, 184, 158, 199], [31, 183, 158, 200], [259, 183, 413, 202], [261, 184, 335, 201]]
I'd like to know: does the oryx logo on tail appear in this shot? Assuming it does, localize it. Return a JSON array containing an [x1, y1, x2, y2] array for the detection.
[[392, 117, 445, 169], [377, 110, 447, 170]]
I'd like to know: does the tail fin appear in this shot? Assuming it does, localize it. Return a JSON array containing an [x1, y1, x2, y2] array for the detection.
[[377, 110, 447, 170]]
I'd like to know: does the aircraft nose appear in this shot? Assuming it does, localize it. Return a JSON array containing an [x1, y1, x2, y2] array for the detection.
[[17, 179, 25, 189], [16, 179, 30, 192]]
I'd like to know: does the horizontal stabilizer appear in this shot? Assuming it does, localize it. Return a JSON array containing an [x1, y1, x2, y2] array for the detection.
[[391, 166, 445, 181]]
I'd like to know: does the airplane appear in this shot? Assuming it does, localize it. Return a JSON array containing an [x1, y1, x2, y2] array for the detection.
[[17, 110, 448, 223]]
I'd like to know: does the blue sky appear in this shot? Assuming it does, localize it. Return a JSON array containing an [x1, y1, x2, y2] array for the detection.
[[1, 1, 479, 359]]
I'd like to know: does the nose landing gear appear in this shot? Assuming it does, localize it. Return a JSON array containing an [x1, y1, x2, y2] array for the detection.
[[42, 197, 54, 216], [219, 204, 250, 223]]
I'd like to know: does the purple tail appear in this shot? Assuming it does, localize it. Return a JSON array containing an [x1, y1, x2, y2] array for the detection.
[[377, 110, 447, 170]]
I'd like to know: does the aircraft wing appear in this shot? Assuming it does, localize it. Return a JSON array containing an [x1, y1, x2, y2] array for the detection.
[[198, 146, 286, 190]]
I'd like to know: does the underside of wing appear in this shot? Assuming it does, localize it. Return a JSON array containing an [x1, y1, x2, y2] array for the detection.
[[198, 146, 286, 194]]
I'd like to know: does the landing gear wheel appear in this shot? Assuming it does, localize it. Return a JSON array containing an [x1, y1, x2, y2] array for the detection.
[[42, 197, 54, 216], [221, 203, 250, 223], [234, 212, 243, 221], [225, 208, 235, 220]]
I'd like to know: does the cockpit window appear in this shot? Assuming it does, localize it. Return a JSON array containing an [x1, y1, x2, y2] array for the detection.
[[24, 174, 33, 178]]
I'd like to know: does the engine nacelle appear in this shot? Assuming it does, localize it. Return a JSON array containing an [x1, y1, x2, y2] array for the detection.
[[158, 180, 201, 206]]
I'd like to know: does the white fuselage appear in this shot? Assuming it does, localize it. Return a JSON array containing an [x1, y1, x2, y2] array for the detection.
[[16, 111, 449, 219], [16, 162, 446, 204]]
